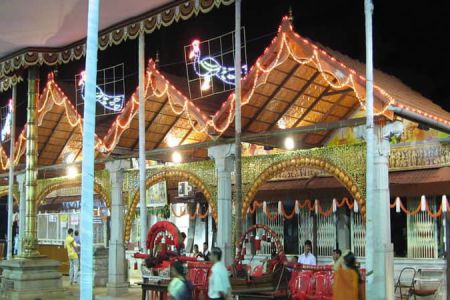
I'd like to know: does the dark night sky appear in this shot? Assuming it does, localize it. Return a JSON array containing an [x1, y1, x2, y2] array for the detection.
[[1, 0, 449, 132]]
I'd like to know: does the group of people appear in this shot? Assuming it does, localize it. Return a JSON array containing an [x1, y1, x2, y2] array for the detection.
[[168, 238, 361, 300], [290, 240, 362, 300], [192, 242, 210, 261], [64, 228, 80, 285], [168, 246, 231, 300]]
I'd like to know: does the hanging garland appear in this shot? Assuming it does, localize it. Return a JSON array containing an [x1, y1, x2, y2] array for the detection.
[[170, 203, 210, 219], [248, 197, 358, 218], [248, 195, 449, 220], [389, 196, 448, 218]]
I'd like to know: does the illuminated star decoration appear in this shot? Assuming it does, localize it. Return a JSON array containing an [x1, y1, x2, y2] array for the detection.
[[1, 99, 12, 142], [189, 39, 247, 90], [78, 71, 125, 112]]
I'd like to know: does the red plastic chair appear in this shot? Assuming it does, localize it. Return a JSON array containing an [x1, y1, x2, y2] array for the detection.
[[291, 272, 313, 300], [194, 269, 209, 300]]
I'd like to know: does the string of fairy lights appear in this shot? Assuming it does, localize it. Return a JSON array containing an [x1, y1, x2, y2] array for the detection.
[[1, 16, 449, 171]]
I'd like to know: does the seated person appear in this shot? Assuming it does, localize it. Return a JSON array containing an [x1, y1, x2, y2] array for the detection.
[[287, 255, 299, 272], [265, 248, 280, 273], [179, 232, 187, 256], [192, 244, 202, 259], [298, 240, 316, 265], [332, 248, 342, 271]]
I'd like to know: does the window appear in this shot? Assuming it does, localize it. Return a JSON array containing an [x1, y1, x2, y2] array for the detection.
[[37, 211, 107, 246]]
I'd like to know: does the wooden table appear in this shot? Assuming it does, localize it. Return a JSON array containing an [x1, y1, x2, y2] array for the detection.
[[138, 280, 169, 300]]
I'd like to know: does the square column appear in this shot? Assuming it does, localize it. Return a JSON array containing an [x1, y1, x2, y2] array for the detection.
[[366, 122, 402, 299], [208, 144, 235, 266], [105, 160, 129, 297]]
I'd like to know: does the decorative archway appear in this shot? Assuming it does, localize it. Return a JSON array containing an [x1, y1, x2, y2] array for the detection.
[[35, 178, 111, 208], [242, 156, 365, 220], [124, 169, 217, 242], [0, 189, 19, 203]]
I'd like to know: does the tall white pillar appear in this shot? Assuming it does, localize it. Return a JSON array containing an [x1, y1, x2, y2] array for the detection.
[[16, 173, 26, 256], [371, 122, 402, 299], [208, 144, 235, 266], [106, 160, 129, 297]]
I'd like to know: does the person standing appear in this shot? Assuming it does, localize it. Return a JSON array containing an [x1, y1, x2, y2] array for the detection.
[[74, 230, 81, 273], [74, 230, 81, 256], [297, 240, 316, 265], [64, 228, 79, 285], [168, 260, 193, 300], [333, 251, 360, 300], [208, 247, 231, 300], [202, 242, 210, 261]]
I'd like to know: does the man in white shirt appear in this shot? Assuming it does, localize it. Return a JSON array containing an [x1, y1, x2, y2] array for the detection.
[[208, 247, 231, 300], [298, 240, 316, 265]]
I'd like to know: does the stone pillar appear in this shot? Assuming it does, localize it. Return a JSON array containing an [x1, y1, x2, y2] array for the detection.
[[208, 144, 235, 266], [370, 122, 402, 299], [106, 160, 129, 297], [23, 67, 39, 257], [16, 173, 26, 256], [0, 67, 64, 300]]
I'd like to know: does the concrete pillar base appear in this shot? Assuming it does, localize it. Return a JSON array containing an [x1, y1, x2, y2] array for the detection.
[[0, 257, 64, 300], [106, 282, 128, 297]]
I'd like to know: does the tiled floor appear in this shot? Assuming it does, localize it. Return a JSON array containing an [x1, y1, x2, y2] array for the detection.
[[63, 276, 142, 300]]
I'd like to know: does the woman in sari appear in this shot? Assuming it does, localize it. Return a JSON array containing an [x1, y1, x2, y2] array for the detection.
[[333, 251, 360, 300]]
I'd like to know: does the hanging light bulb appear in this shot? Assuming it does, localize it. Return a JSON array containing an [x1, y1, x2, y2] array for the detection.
[[284, 137, 295, 150], [277, 118, 286, 129], [65, 152, 76, 164], [172, 151, 182, 163], [67, 166, 78, 178], [201, 76, 211, 91], [165, 132, 179, 147]]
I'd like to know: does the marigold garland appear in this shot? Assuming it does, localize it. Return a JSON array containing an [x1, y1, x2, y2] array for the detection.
[[389, 196, 447, 218], [243, 196, 449, 220]]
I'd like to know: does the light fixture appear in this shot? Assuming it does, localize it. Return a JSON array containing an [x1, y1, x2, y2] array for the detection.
[[190, 39, 247, 86], [78, 70, 125, 112], [65, 152, 76, 164], [172, 151, 182, 163], [165, 132, 179, 147], [277, 118, 286, 129], [67, 166, 78, 178], [284, 137, 295, 150]]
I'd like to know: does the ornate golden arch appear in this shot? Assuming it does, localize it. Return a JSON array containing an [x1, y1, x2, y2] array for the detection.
[[242, 156, 365, 220], [124, 169, 217, 242], [36, 179, 111, 208], [0, 190, 19, 203]]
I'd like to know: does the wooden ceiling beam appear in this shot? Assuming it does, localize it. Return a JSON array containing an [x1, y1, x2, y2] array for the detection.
[[267, 71, 320, 131], [39, 111, 67, 161], [179, 127, 194, 145], [0, 117, 370, 178], [291, 84, 334, 128], [152, 112, 186, 150], [322, 88, 354, 97], [130, 97, 168, 150], [243, 64, 302, 132], [52, 126, 78, 165], [316, 99, 360, 145]]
